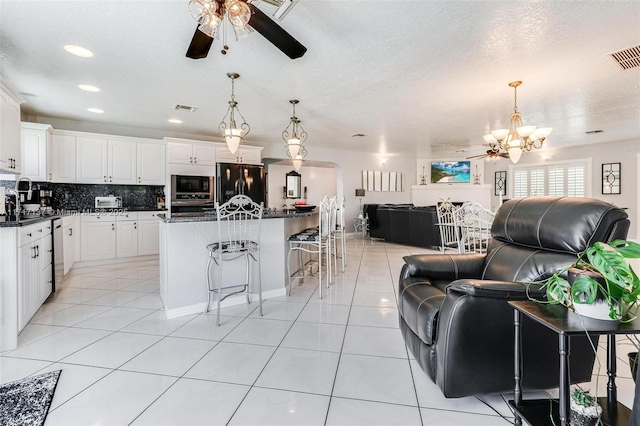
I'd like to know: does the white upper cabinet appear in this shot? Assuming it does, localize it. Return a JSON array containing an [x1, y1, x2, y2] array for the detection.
[[167, 140, 216, 166], [0, 77, 25, 173], [76, 136, 108, 184], [137, 142, 165, 185], [108, 138, 136, 184], [50, 132, 76, 183], [215, 145, 262, 165], [20, 123, 52, 182]]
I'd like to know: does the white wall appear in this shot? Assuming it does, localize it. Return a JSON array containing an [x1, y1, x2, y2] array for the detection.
[[266, 164, 337, 209], [484, 138, 640, 239]]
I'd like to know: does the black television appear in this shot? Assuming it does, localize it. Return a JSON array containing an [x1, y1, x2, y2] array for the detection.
[[216, 163, 266, 205]]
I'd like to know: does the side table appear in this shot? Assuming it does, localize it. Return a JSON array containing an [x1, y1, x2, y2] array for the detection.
[[508, 301, 640, 426]]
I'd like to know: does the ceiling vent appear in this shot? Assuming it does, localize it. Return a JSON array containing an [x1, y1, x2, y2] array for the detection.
[[172, 103, 198, 112], [609, 45, 640, 70], [586, 129, 604, 134], [351, 133, 367, 137]]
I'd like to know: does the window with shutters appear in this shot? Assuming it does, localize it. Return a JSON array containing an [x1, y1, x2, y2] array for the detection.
[[511, 161, 588, 198]]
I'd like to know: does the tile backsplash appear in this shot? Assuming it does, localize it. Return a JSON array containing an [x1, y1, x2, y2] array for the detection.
[[0, 180, 164, 210]]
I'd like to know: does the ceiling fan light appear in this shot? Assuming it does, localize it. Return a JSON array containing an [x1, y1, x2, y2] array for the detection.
[[232, 23, 253, 41], [508, 147, 522, 164], [491, 129, 509, 142], [226, 0, 251, 27]]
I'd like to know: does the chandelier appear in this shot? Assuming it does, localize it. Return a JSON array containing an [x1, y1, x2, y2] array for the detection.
[[219, 72, 250, 154], [189, 0, 252, 40], [282, 100, 308, 171], [483, 81, 552, 164]]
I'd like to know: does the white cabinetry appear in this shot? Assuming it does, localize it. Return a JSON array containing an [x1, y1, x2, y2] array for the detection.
[[17, 221, 53, 331], [81, 214, 117, 261], [76, 136, 108, 184], [215, 146, 262, 165], [116, 212, 138, 258], [108, 139, 137, 184], [0, 77, 25, 173], [137, 211, 161, 256], [63, 215, 77, 274], [51, 132, 77, 183], [167, 140, 216, 165], [20, 123, 53, 181], [137, 142, 165, 185]]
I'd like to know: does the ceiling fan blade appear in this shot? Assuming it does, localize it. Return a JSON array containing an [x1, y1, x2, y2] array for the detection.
[[248, 4, 307, 59], [186, 26, 214, 59], [466, 154, 486, 159]]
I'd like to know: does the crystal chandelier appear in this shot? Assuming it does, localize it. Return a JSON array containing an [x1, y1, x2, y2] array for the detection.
[[282, 100, 308, 171], [484, 81, 552, 164], [189, 0, 252, 41], [219, 73, 250, 154]]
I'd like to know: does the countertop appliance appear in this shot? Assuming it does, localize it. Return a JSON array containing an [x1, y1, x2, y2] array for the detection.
[[170, 175, 214, 217], [217, 163, 265, 205], [95, 196, 122, 209]]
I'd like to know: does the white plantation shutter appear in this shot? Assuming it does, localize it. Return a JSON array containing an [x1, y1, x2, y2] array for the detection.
[[511, 161, 587, 198], [514, 170, 528, 198], [548, 167, 564, 196], [530, 169, 545, 196]]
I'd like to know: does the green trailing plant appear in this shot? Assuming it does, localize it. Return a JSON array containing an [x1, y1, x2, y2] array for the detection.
[[571, 386, 597, 408], [535, 240, 640, 321]]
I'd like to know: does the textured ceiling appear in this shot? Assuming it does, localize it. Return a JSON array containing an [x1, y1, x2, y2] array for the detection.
[[1, 0, 639, 158]]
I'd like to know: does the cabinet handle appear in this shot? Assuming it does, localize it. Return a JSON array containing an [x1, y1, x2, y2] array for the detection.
[[109, 176, 112, 182], [138, 177, 141, 183], [103, 176, 107, 182], [49, 172, 52, 180], [68, 229, 73, 236], [112, 224, 115, 231], [31, 246, 37, 259], [189, 157, 193, 163], [134, 223, 137, 229], [27, 232, 32, 237], [38, 229, 43, 233], [48, 248, 53, 253], [36, 245, 40, 258], [194, 157, 197, 164]]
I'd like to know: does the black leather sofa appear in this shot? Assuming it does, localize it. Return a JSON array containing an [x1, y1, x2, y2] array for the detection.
[[364, 204, 441, 248], [398, 197, 630, 397]]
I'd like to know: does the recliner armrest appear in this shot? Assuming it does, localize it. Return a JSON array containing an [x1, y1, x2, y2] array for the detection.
[[446, 279, 546, 300], [400, 253, 486, 281]]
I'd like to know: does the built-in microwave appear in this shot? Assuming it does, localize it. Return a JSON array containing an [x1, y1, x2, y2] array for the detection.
[[171, 175, 214, 203]]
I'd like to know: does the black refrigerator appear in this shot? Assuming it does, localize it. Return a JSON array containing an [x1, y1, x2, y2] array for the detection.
[[216, 163, 266, 205]]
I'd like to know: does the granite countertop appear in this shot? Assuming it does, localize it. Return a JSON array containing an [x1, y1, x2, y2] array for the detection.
[[0, 214, 61, 228], [158, 210, 317, 223]]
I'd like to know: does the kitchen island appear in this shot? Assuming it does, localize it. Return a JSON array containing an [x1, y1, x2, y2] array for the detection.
[[158, 210, 317, 318]]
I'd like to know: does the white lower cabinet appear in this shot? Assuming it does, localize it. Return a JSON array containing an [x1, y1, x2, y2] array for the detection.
[[81, 211, 161, 261], [81, 215, 116, 261], [17, 221, 52, 332], [63, 216, 77, 274]]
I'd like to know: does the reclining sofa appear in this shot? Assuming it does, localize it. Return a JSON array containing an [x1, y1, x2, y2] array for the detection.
[[398, 197, 630, 397]]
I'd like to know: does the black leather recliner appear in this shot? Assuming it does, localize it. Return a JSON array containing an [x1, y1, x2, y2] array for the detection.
[[398, 197, 630, 397]]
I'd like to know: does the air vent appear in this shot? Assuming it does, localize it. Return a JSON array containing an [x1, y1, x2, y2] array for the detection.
[[586, 130, 604, 134], [351, 133, 367, 137], [609, 45, 640, 70], [172, 103, 198, 112]]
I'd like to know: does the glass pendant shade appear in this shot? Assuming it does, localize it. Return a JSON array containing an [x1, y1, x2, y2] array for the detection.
[[292, 154, 304, 171], [508, 147, 522, 164], [516, 125, 536, 138], [491, 129, 510, 142], [224, 128, 242, 154], [287, 137, 301, 157], [189, 0, 222, 37], [226, 0, 251, 27]]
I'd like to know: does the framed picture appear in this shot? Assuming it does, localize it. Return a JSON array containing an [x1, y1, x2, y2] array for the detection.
[[381, 171, 390, 191], [374, 171, 382, 191], [602, 163, 621, 194], [366, 170, 374, 191], [495, 171, 507, 196], [431, 161, 471, 183], [389, 172, 397, 191]]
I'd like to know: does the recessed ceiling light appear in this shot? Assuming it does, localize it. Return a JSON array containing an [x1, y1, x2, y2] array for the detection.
[[87, 108, 104, 114], [64, 45, 94, 58], [168, 119, 183, 124], [78, 84, 100, 92]]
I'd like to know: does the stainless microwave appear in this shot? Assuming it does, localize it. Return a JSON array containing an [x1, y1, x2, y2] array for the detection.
[[171, 175, 214, 204]]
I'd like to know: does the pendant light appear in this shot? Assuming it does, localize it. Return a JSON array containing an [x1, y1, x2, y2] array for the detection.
[[282, 99, 307, 171], [219, 72, 250, 154]]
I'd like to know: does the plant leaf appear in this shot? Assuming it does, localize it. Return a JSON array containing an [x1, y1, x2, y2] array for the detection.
[[586, 242, 633, 290], [610, 240, 640, 258], [571, 276, 598, 304], [546, 275, 572, 307]]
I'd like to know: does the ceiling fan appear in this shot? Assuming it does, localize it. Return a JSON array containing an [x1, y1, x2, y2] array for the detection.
[[186, 0, 307, 60], [466, 148, 510, 161]]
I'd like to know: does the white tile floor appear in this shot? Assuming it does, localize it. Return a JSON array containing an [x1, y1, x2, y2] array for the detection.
[[1, 238, 637, 425]]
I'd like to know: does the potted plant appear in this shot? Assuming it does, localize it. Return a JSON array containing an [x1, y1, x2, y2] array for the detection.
[[536, 240, 640, 322], [570, 386, 602, 426]]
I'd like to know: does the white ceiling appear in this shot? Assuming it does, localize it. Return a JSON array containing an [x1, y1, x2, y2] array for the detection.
[[1, 0, 639, 159]]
